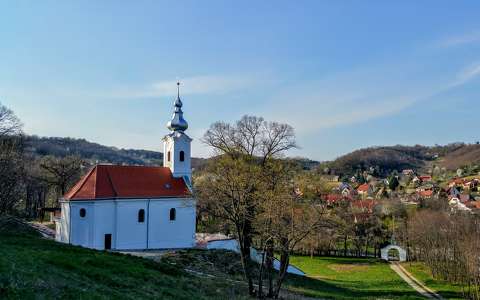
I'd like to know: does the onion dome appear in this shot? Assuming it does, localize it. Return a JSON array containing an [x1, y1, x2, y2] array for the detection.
[[167, 82, 188, 132]]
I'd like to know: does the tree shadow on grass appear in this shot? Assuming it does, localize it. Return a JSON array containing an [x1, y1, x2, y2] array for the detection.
[[285, 275, 427, 300]]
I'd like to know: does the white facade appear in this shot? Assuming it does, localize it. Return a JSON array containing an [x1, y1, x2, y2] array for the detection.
[[56, 197, 196, 250], [163, 132, 192, 182]]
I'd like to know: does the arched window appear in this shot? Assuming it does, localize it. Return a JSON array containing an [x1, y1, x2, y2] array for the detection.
[[138, 209, 145, 223], [179, 151, 185, 162], [167, 151, 171, 162], [169, 208, 176, 221], [79, 208, 86, 218]]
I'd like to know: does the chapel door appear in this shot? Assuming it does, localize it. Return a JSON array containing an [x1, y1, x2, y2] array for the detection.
[[104, 234, 112, 250]]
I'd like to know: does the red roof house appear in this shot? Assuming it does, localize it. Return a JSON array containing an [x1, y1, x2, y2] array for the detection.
[[418, 190, 433, 198], [357, 183, 370, 193], [418, 175, 432, 182]]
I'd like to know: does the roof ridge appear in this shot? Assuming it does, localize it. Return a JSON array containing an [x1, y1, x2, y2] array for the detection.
[[93, 165, 98, 198], [65, 166, 96, 199], [105, 167, 118, 197], [97, 164, 168, 169]]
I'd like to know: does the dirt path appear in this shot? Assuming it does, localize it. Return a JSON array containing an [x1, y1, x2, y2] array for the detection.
[[390, 262, 443, 299]]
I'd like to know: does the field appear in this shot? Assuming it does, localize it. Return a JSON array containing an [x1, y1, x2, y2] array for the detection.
[[286, 256, 424, 299], [0, 217, 467, 299], [402, 262, 464, 299]]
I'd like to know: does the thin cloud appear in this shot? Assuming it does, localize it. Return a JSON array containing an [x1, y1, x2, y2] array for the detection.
[[450, 62, 480, 87], [263, 57, 478, 134], [437, 31, 480, 48], [103, 74, 271, 99]]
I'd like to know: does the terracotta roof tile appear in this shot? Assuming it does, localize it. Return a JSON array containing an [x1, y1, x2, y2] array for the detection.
[[64, 165, 189, 200], [418, 190, 433, 197], [357, 184, 370, 192]]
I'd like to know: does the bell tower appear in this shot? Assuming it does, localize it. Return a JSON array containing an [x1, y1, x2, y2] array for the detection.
[[163, 82, 192, 183]]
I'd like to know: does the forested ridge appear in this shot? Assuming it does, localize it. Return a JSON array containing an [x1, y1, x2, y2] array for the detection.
[[23, 135, 208, 168], [318, 143, 480, 177], [24, 136, 480, 176]]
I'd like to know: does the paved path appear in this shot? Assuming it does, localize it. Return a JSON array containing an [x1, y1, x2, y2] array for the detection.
[[29, 222, 56, 239], [390, 262, 444, 299]]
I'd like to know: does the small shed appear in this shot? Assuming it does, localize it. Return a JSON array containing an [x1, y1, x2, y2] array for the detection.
[[381, 245, 407, 262]]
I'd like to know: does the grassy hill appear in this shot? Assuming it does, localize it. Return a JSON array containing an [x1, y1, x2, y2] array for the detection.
[[1, 217, 465, 299], [0, 217, 246, 299]]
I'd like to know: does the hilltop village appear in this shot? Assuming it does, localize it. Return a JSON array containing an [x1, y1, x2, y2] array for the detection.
[[318, 165, 480, 213]]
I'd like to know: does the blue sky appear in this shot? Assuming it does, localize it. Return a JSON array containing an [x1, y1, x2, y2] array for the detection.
[[1, 1, 479, 161]]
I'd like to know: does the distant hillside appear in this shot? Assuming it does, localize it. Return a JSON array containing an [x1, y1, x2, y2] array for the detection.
[[24, 135, 207, 169], [23, 136, 318, 171], [319, 143, 480, 177], [26, 136, 477, 176], [439, 144, 480, 170]]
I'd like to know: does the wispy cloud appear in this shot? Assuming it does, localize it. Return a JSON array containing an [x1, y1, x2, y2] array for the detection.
[[263, 57, 479, 134], [450, 62, 480, 87], [437, 31, 480, 48], [103, 74, 271, 99]]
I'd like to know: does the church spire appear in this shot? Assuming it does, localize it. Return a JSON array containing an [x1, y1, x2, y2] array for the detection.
[[167, 81, 188, 132]]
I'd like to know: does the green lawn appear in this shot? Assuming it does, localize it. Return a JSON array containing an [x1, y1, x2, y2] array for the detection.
[[285, 256, 423, 299], [402, 262, 464, 299], [1, 216, 466, 299], [0, 217, 247, 299]]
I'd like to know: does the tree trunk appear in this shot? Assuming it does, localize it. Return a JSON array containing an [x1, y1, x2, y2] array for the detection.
[[274, 250, 290, 299], [266, 239, 274, 298]]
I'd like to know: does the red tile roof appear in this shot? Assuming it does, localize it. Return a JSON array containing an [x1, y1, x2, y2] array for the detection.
[[418, 190, 433, 197], [466, 201, 480, 209], [64, 165, 190, 200], [325, 194, 342, 203], [357, 184, 370, 192], [419, 175, 432, 181]]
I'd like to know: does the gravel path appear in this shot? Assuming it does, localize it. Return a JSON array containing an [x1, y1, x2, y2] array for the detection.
[[390, 262, 443, 299]]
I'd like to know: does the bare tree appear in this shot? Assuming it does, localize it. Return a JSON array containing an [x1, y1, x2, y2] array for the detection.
[[202, 115, 296, 162], [198, 115, 297, 297], [407, 210, 480, 299], [0, 137, 25, 214], [196, 156, 262, 295], [0, 103, 22, 137], [0, 103, 23, 214], [256, 166, 330, 298], [39, 155, 83, 200]]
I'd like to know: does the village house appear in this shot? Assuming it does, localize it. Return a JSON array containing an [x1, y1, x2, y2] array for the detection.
[[417, 190, 433, 198], [412, 175, 432, 185], [338, 182, 355, 198], [55, 84, 196, 250], [356, 183, 374, 199]]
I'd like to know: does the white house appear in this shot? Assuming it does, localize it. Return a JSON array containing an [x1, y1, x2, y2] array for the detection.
[[56, 83, 196, 250]]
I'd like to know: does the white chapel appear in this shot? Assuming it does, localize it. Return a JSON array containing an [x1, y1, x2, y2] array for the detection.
[[55, 83, 196, 250]]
